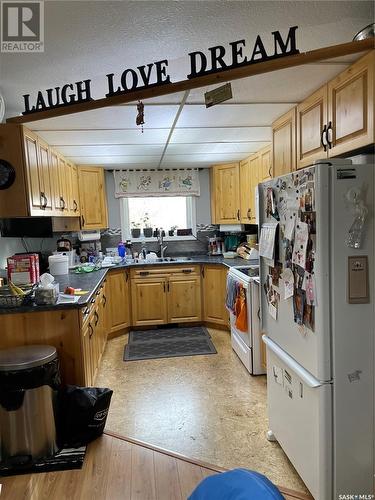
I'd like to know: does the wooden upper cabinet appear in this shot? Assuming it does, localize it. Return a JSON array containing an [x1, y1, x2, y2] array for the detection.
[[258, 144, 273, 182], [37, 139, 54, 212], [328, 50, 374, 156], [212, 163, 240, 224], [23, 129, 43, 215], [239, 158, 251, 223], [78, 166, 108, 229], [71, 165, 80, 215], [272, 108, 296, 177], [296, 85, 328, 169]]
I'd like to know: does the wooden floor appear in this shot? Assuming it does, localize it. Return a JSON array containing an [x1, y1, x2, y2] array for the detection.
[[0, 432, 312, 500]]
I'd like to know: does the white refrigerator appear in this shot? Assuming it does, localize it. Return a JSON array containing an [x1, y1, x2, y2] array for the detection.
[[258, 159, 374, 500]]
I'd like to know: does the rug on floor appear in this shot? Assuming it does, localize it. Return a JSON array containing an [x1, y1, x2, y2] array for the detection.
[[123, 326, 217, 361], [0, 446, 86, 476]]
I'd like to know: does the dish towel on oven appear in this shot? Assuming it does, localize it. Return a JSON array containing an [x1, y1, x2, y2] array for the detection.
[[235, 285, 248, 332], [226, 275, 237, 312]]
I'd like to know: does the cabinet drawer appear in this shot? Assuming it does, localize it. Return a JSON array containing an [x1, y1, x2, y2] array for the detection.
[[130, 265, 200, 278]]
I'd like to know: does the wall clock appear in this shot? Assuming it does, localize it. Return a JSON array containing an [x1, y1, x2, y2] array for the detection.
[[0, 160, 16, 189], [0, 90, 5, 123]]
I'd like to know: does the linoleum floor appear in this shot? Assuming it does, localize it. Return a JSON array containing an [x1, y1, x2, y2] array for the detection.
[[95, 329, 308, 494]]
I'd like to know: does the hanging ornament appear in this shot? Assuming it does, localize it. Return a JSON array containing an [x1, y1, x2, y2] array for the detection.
[[136, 100, 145, 133]]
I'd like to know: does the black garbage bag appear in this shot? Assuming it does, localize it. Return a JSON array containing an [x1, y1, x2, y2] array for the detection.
[[57, 385, 113, 448]]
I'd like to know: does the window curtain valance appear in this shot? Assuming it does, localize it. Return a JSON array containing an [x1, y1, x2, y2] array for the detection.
[[113, 169, 200, 198]]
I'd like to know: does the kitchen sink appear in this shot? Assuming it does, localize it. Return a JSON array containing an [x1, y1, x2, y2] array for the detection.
[[131, 256, 193, 264]]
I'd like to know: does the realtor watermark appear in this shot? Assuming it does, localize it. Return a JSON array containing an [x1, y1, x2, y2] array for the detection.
[[1, 0, 44, 52], [338, 495, 374, 500]]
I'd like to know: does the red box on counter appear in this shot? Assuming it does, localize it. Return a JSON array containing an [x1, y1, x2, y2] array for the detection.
[[7, 253, 40, 285]]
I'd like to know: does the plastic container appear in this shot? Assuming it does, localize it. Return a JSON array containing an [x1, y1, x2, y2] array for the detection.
[[48, 254, 69, 276]]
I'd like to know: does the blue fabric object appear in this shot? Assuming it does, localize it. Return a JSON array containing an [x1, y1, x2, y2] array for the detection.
[[188, 468, 284, 500]]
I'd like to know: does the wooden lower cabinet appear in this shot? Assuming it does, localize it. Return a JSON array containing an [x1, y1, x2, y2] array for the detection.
[[168, 275, 201, 323], [106, 269, 131, 334], [131, 277, 168, 326], [130, 265, 202, 327], [202, 265, 229, 327]]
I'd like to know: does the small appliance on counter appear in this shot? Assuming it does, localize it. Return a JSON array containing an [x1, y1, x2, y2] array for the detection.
[[56, 236, 72, 252]]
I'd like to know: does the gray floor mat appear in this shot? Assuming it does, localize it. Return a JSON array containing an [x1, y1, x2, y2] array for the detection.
[[124, 326, 217, 361]]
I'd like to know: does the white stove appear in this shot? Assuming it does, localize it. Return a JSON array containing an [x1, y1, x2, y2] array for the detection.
[[227, 263, 265, 375]]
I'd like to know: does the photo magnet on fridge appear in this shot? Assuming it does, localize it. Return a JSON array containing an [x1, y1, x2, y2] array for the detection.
[[293, 289, 305, 326]]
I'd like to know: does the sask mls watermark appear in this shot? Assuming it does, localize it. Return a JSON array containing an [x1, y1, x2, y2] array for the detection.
[[1, 1, 44, 52]]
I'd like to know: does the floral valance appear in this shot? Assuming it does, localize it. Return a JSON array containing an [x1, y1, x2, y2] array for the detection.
[[113, 169, 200, 198]]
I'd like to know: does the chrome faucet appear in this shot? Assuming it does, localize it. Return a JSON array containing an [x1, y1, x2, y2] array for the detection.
[[156, 228, 167, 258]]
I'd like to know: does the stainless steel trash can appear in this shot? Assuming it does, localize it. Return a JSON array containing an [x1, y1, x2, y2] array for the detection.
[[0, 345, 61, 464]]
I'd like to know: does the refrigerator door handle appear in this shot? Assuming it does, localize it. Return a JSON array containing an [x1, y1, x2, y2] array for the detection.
[[262, 335, 331, 388]]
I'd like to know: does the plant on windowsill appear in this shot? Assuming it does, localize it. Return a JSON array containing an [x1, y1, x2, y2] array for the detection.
[[168, 225, 178, 237], [142, 213, 153, 238], [131, 221, 141, 238]]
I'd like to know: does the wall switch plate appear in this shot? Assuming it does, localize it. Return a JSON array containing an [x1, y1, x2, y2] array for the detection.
[[347, 255, 369, 304]]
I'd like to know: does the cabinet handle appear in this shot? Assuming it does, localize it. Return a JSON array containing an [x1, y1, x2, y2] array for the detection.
[[44, 194, 48, 208], [88, 323, 94, 338], [81, 215, 85, 227], [40, 192, 46, 209], [163, 282, 166, 292], [247, 208, 251, 219], [167, 282, 170, 292], [182, 269, 192, 274], [91, 297, 96, 304], [140, 271, 149, 277], [95, 289, 101, 296], [103, 294, 107, 306], [94, 311, 99, 326], [73, 200, 78, 212], [237, 209, 240, 221], [60, 197, 66, 210], [326, 121, 333, 149], [201, 267, 205, 278], [320, 124, 328, 152], [125, 271, 129, 282], [268, 166, 273, 178]]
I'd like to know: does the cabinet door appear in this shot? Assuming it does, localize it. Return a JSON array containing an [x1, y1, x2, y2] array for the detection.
[[23, 129, 43, 214], [50, 149, 63, 212], [272, 108, 296, 177], [239, 158, 252, 223], [202, 265, 229, 326], [296, 85, 328, 169], [107, 269, 131, 333], [248, 154, 258, 223], [37, 140, 54, 213], [81, 321, 93, 386], [58, 156, 69, 214], [71, 165, 80, 215], [258, 145, 273, 182], [131, 278, 168, 326], [78, 167, 108, 229], [328, 51, 374, 156], [167, 275, 201, 323], [213, 163, 240, 224]]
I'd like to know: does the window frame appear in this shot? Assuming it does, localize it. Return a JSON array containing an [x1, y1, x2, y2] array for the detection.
[[120, 196, 196, 242]]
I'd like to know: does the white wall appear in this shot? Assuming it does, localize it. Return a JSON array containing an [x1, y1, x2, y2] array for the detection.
[[105, 168, 211, 229]]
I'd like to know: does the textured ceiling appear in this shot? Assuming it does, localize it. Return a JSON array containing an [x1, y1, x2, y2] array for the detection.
[[0, 0, 373, 168]]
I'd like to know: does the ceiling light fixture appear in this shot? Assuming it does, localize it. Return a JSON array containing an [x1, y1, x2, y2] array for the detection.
[[136, 100, 145, 133]]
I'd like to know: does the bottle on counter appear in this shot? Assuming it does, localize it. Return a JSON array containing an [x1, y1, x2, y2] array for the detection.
[[117, 242, 126, 258]]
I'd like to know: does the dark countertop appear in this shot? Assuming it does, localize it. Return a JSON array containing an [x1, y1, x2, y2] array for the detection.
[[0, 255, 256, 315]]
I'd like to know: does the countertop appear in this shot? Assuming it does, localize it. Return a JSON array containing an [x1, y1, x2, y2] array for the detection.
[[0, 255, 254, 315]]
